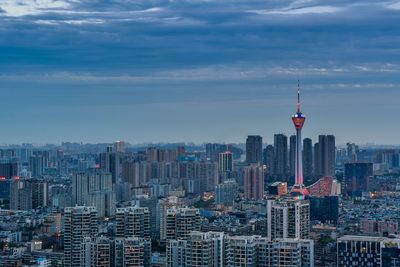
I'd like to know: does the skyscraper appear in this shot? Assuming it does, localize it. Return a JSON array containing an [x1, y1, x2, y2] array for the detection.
[[244, 164, 265, 200], [290, 82, 308, 195], [273, 134, 288, 179], [215, 180, 238, 206], [218, 151, 233, 172], [263, 145, 274, 175], [64, 206, 98, 267], [314, 135, 336, 178], [246, 135, 263, 164], [302, 138, 313, 184]]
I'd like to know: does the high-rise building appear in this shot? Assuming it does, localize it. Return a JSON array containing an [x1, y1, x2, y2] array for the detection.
[[64, 206, 98, 267], [225, 235, 259, 267], [71, 171, 116, 217], [113, 237, 151, 267], [267, 197, 310, 240], [314, 135, 336, 178], [218, 151, 233, 172], [290, 84, 308, 195], [114, 140, 125, 153], [273, 134, 288, 179], [244, 164, 265, 200], [344, 162, 373, 196], [246, 135, 263, 164], [83, 236, 111, 267], [186, 231, 225, 267], [116, 206, 150, 239], [303, 138, 313, 184], [165, 207, 201, 242], [263, 145, 274, 175], [0, 161, 18, 179], [346, 143, 359, 162], [30, 155, 44, 177], [289, 135, 296, 178], [215, 179, 238, 206], [100, 146, 121, 183], [167, 232, 314, 267]]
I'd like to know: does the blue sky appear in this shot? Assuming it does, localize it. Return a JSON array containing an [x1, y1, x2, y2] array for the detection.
[[0, 0, 400, 145]]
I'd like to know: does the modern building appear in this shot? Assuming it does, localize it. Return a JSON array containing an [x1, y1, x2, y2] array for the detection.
[[218, 151, 233, 172], [344, 162, 373, 196], [116, 206, 150, 239], [244, 164, 265, 200], [263, 145, 275, 175], [337, 236, 383, 267], [314, 135, 336, 178], [71, 170, 116, 217], [267, 197, 310, 240], [246, 136, 263, 164], [215, 180, 238, 206], [63, 206, 98, 267], [273, 134, 288, 179], [165, 207, 201, 242]]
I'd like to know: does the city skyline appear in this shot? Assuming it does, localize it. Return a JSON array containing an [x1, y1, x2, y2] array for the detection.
[[1, 0, 400, 144]]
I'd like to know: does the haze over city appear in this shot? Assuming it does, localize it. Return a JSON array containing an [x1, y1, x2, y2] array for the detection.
[[1, 0, 400, 144]]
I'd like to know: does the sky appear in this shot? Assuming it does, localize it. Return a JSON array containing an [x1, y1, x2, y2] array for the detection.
[[0, 0, 400, 145]]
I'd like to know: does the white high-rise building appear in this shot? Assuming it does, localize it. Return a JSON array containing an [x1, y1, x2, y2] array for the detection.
[[116, 206, 150, 239], [267, 197, 310, 240], [63, 206, 97, 267], [165, 207, 201, 242]]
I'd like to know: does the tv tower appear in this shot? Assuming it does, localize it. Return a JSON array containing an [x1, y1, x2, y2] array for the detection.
[[291, 81, 309, 196]]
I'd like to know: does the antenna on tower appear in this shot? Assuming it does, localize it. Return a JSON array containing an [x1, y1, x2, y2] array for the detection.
[[297, 79, 301, 113]]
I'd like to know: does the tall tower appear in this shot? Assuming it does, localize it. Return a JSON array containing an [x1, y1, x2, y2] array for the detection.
[[291, 81, 309, 195]]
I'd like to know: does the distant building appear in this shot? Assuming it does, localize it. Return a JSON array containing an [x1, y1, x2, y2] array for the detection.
[[344, 162, 373, 196], [246, 136, 263, 164], [244, 164, 265, 200], [218, 151, 233, 172], [263, 145, 274, 174], [71, 171, 115, 217], [273, 134, 288, 179], [215, 180, 238, 206], [314, 135, 335, 178]]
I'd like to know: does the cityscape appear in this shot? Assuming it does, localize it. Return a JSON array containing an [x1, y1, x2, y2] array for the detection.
[[0, 85, 399, 266], [1, 0, 400, 267]]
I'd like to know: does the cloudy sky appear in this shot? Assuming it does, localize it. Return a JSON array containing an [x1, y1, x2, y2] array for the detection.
[[0, 0, 399, 145]]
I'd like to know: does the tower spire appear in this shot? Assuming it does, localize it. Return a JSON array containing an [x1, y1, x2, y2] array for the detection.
[[297, 79, 301, 113]]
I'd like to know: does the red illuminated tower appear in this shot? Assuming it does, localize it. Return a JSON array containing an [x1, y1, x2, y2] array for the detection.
[[291, 81, 309, 196]]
